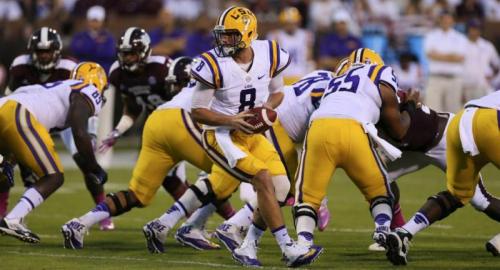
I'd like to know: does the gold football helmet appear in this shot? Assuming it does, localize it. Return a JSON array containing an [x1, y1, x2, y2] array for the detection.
[[334, 57, 350, 76], [348, 48, 384, 67], [213, 6, 258, 56], [70, 62, 108, 93], [279, 7, 302, 24]]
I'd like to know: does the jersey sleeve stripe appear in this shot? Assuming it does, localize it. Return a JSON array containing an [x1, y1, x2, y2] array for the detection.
[[201, 52, 222, 89], [274, 55, 291, 77], [70, 82, 88, 91], [369, 65, 384, 82], [374, 66, 388, 86], [269, 40, 279, 77], [367, 65, 377, 79], [192, 69, 216, 89], [207, 51, 224, 88]]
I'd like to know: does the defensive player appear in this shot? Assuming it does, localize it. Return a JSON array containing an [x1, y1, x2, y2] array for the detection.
[[0, 62, 107, 243], [142, 6, 322, 267], [386, 90, 500, 265], [61, 57, 233, 250], [293, 48, 418, 259], [0, 27, 113, 229]]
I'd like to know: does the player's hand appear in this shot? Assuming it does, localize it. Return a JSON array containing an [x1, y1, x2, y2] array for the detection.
[[229, 112, 255, 134], [0, 160, 14, 187], [98, 129, 121, 154], [405, 88, 420, 103], [87, 166, 108, 185]]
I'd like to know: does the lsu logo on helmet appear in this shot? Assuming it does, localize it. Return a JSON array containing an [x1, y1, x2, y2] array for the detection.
[[71, 62, 108, 93], [348, 48, 384, 67], [213, 6, 258, 56]]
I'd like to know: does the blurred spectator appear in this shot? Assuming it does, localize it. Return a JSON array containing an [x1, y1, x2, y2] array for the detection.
[[149, 8, 186, 58], [462, 20, 499, 101], [163, 0, 202, 21], [267, 7, 314, 85], [184, 14, 214, 57], [115, 0, 162, 16], [422, 0, 452, 19], [424, 11, 467, 112], [483, 0, 500, 21], [455, 0, 484, 23], [317, 9, 361, 71], [393, 52, 424, 90], [309, 0, 346, 31], [367, 0, 401, 22], [0, 0, 22, 21], [70, 5, 115, 72]]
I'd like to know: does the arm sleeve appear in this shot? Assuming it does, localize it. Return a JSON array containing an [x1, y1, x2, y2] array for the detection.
[[269, 72, 284, 93], [191, 54, 219, 89], [273, 42, 292, 77], [191, 83, 215, 109], [79, 85, 104, 116], [377, 66, 398, 92]]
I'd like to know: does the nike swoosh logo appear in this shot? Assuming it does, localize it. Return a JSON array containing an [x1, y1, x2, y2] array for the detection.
[[257, 74, 265, 80]]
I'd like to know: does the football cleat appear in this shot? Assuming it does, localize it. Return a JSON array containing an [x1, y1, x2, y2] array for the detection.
[[215, 222, 245, 252], [283, 241, 323, 267], [143, 219, 170, 253], [386, 228, 412, 265], [318, 198, 330, 231], [486, 234, 499, 256], [99, 217, 115, 231], [372, 225, 390, 247], [175, 225, 220, 250], [368, 242, 386, 252], [232, 240, 261, 267], [61, 218, 87, 249], [0, 218, 40, 243]]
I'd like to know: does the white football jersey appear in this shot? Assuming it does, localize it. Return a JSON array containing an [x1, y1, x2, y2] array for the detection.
[[267, 29, 312, 78], [0, 79, 103, 130], [156, 80, 197, 112], [465, 90, 500, 109], [277, 70, 333, 142], [191, 40, 290, 117], [311, 64, 398, 124]]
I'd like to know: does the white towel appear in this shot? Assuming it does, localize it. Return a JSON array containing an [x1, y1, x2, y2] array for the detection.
[[458, 108, 479, 156], [214, 128, 247, 168], [362, 122, 402, 161]]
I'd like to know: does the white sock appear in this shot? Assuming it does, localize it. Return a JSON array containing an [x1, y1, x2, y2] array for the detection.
[[79, 202, 110, 228], [226, 203, 254, 228], [371, 202, 392, 230], [296, 215, 316, 246], [184, 203, 216, 228], [159, 202, 187, 228], [242, 223, 265, 245], [402, 212, 430, 236], [6, 188, 44, 220], [271, 225, 292, 251]]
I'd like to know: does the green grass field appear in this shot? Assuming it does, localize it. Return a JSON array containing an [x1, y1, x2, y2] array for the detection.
[[1, 164, 499, 269]]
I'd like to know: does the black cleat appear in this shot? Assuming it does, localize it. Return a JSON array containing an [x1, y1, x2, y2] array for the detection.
[[0, 218, 40, 243], [386, 228, 412, 266]]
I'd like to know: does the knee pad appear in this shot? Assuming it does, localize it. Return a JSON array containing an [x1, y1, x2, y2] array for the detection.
[[293, 203, 318, 227], [272, 175, 290, 204], [239, 182, 257, 204], [428, 191, 464, 220], [189, 178, 215, 205], [106, 191, 136, 216]]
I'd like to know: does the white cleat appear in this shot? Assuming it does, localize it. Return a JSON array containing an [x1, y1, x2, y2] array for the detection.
[[486, 233, 500, 256], [143, 219, 170, 253], [282, 241, 323, 267], [232, 240, 261, 267], [215, 222, 245, 252], [175, 224, 220, 250], [61, 218, 87, 249], [368, 242, 386, 252], [0, 218, 40, 243]]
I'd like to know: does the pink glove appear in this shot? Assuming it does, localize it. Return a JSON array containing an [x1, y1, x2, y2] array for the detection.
[[98, 129, 120, 154]]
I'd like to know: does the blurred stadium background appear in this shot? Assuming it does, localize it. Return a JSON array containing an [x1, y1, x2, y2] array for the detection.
[[1, 0, 500, 269]]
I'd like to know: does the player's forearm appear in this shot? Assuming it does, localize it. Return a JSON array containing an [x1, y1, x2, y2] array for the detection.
[[265, 92, 284, 109], [192, 108, 233, 127], [113, 114, 135, 136], [72, 128, 100, 171]]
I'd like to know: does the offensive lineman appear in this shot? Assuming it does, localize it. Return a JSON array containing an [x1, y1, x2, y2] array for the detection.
[[0, 62, 107, 243], [142, 6, 322, 267]]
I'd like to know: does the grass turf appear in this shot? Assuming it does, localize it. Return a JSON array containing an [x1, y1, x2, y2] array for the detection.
[[0, 164, 499, 269]]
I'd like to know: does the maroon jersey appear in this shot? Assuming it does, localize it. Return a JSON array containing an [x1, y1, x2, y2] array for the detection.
[[108, 55, 171, 112], [8, 54, 77, 91]]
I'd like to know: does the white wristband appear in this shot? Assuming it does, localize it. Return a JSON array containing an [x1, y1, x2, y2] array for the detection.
[[115, 115, 134, 135]]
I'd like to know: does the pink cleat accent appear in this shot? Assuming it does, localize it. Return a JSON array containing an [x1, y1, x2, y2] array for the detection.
[[285, 196, 295, 206], [99, 217, 115, 231], [390, 203, 406, 229], [318, 198, 330, 231]]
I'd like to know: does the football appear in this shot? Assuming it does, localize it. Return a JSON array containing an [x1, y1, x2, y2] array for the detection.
[[245, 106, 277, 133]]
